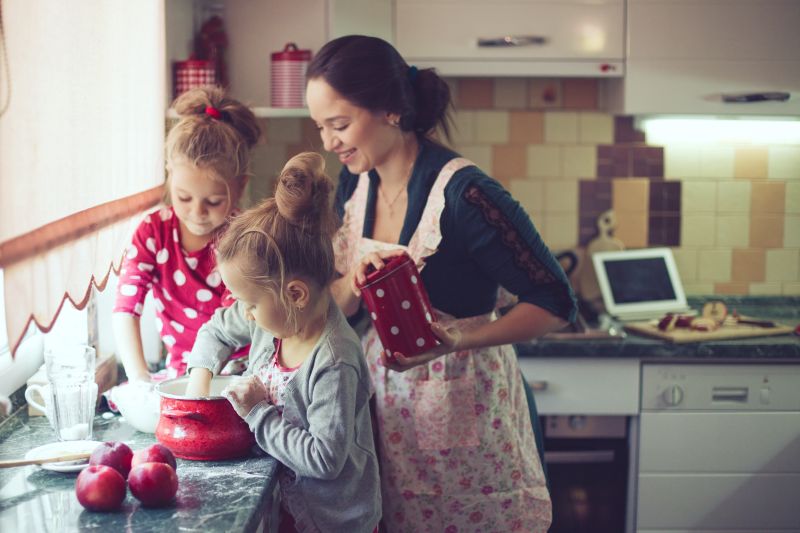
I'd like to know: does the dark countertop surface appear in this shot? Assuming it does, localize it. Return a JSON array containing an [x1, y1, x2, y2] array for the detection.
[[0, 411, 278, 533], [515, 296, 800, 361]]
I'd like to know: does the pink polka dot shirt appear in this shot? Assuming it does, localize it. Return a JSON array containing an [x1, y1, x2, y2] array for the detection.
[[114, 206, 246, 377]]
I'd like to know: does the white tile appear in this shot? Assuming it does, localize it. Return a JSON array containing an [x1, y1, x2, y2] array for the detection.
[[510, 180, 544, 218], [543, 213, 578, 249], [682, 182, 717, 213], [784, 215, 800, 247], [768, 146, 800, 180], [474, 111, 509, 144], [786, 181, 800, 214], [527, 145, 561, 177], [543, 179, 579, 213], [715, 215, 750, 247], [664, 144, 701, 179], [493, 79, 528, 109], [749, 282, 783, 295], [672, 248, 698, 282], [697, 249, 732, 282], [681, 215, 716, 247], [782, 282, 800, 295], [544, 112, 579, 143], [578, 113, 613, 144], [451, 111, 476, 146], [717, 181, 751, 213], [562, 146, 596, 178], [683, 282, 715, 295], [765, 249, 800, 281], [698, 146, 735, 179], [458, 145, 493, 172]]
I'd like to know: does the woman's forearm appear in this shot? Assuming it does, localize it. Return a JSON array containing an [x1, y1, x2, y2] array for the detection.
[[112, 313, 151, 382], [459, 302, 567, 352], [331, 275, 361, 317]]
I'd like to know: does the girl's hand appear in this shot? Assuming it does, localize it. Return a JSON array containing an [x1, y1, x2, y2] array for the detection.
[[350, 249, 409, 296], [222, 375, 268, 418], [380, 322, 463, 372]]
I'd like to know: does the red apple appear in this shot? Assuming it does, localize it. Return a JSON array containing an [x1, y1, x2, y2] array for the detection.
[[131, 443, 177, 472], [75, 465, 127, 512], [128, 462, 179, 507], [89, 441, 133, 478]]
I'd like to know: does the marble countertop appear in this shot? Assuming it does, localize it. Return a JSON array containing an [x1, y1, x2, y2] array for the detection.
[[0, 411, 278, 533], [515, 296, 800, 360]]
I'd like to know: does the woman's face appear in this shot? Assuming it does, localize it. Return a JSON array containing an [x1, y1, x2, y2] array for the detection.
[[306, 78, 400, 174], [168, 161, 240, 237], [218, 259, 291, 337]]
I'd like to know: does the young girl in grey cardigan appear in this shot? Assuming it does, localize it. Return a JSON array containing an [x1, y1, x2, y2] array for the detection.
[[185, 152, 381, 533]]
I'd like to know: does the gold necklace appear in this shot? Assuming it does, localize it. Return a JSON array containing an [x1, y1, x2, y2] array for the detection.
[[377, 161, 414, 217]]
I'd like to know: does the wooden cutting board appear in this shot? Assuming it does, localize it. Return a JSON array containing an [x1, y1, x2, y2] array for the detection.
[[625, 320, 796, 343]]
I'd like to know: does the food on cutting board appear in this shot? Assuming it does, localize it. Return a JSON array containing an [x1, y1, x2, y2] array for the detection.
[[131, 443, 177, 471], [657, 313, 720, 332], [128, 462, 179, 507], [89, 441, 133, 478], [75, 464, 127, 511], [702, 301, 729, 323]]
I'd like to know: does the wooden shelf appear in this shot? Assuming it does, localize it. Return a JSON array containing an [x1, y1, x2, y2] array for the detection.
[[167, 107, 310, 119]]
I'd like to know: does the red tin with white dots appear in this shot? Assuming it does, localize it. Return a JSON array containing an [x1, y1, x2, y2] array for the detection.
[[358, 253, 439, 358]]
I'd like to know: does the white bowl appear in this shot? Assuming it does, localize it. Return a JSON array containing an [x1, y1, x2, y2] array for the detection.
[[110, 383, 160, 433]]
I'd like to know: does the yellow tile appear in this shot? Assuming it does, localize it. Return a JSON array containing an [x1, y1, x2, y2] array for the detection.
[[528, 79, 562, 109], [734, 147, 768, 179], [562, 146, 597, 178], [672, 248, 698, 282], [785, 215, 800, 247], [787, 182, 800, 214], [698, 146, 735, 179], [749, 215, 785, 248], [782, 282, 800, 295], [458, 145, 493, 172], [450, 111, 475, 145], [527, 145, 561, 177], [509, 111, 544, 144], [614, 211, 648, 248], [731, 248, 765, 283], [768, 146, 800, 179], [751, 181, 786, 214], [543, 180, 579, 213], [459, 78, 494, 109], [715, 215, 750, 247], [714, 282, 749, 295], [683, 282, 715, 295], [578, 113, 614, 144], [664, 144, 702, 179], [492, 145, 527, 180], [681, 214, 717, 247], [749, 282, 782, 295], [697, 249, 732, 282], [474, 111, 509, 144], [717, 181, 751, 213], [765, 249, 800, 281], [543, 213, 578, 249], [493, 79, 528, 109], [682, 181, 717, 213], [510, 180, 544, 219], [544, 112, 579, 144], [613, 178, 650, 213]]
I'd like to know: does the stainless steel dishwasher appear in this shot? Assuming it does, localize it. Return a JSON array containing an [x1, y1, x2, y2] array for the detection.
[[637, 363, 800, 532]]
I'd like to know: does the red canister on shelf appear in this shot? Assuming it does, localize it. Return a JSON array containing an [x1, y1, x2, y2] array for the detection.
[[271, 43, 312, 108], [173, 57, 216, 100], [358, 253, 440, 358]]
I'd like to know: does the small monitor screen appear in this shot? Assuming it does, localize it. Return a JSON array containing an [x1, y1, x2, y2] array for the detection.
[[604, 257, 677, 304]]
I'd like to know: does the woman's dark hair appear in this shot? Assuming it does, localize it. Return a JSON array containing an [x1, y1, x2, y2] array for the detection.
[[307, 35, 452, 140]]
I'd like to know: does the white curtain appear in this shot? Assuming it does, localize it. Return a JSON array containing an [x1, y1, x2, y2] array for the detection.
[[0, 1, 166, 355]]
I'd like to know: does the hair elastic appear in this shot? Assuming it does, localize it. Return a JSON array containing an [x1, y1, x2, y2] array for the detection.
[[407, 65, 419, 84], [205, 106, 222, 120]]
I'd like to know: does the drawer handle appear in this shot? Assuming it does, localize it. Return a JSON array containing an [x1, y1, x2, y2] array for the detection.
[[544, 450, 615, 464], [477, 35, 548, 48], [721, 92, 790, 103], [530, 380, 548, 392], [712, 386, 749, 402]]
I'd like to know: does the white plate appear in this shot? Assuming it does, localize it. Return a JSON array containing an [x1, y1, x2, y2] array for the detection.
[[24, 440, 103, 472]]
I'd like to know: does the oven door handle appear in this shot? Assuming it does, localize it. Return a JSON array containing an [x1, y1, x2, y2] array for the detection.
[[544, 450, 615, 464]]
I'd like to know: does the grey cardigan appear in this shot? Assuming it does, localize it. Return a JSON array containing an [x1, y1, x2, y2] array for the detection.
[[187, 299, 381, 533]]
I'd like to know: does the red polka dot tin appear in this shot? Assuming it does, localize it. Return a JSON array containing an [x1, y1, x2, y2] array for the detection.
[[358, 253, 439, 358]]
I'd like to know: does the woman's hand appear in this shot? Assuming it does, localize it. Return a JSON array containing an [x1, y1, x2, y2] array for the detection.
[[350, 249, 408, 296], [380, 322, 463, 372], [222, 375, 268, 418]]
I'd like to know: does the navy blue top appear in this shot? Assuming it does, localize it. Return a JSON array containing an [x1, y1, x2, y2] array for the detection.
[[335, 140, 577, 322]]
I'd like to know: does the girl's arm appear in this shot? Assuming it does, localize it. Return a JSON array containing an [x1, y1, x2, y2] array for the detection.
[[185, 368, 213, 397], [112, 313, 151, 382]]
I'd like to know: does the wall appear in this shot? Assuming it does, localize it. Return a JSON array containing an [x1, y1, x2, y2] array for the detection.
[[244, 77, 800, 297]]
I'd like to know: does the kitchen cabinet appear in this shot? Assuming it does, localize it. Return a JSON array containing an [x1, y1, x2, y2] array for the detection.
[[607, 0, 800, 116]]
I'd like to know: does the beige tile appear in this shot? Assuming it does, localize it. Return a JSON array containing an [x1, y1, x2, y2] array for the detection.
[[681, 214, 717, 247], [562, 79, 598, 110], [615, 211, 649, 248], [749, 282, 782, 295], [510, 180, 544, 219], [749, 215, 785, 248], [444, 78, 459, 108], [714, 282, 749, 295], [509, 112, 544, 144], [731, 248, 766, 283], [493, 79, 528, 109], [458, 78, 494, 109], [613, 178, 650, 213], [543, 180, 579, 213], [562, 146, 597, 178], [664, 144, 702, 179], [672, 248, 698, 282], [697, 249, 732, 282], [474, 111, 509, 144], [785, 215, 800, 247], [683, 282, 715, 295], [544, 112, 579, 144], [543, 213, 578, 249], [715, 215, 750, 247], [682, 181, 717, 213], [787, 182, 800, 214], [578, 112, 614, 144], [782, 282, 800, 295], [266, 118, 302, 143], [734, 147, 768, 179], [717, 181, 751, 213], [765, 249, 799, 281], [751, 181, 786, 214], [450, 111, 476, 145], [527, 145, 561, 177], [528, 79, 562, 109], [768, 146, 800, 180], [492, 145, 527, 181], [458, 145, 493, 172], [698, 146, 735, 179]]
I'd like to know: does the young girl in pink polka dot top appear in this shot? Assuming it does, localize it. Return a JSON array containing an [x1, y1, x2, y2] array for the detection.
[[113, 86, 261, 382]]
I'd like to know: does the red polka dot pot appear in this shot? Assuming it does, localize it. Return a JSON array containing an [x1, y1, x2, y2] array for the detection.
[[155, 376, 256, 461], [358, 253, 440, 358]]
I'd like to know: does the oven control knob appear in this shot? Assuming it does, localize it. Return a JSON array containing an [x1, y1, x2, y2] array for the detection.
[[662, 385, 684, 406]]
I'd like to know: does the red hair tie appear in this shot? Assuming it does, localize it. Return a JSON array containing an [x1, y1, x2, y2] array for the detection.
[[205, 106, 222, 120]]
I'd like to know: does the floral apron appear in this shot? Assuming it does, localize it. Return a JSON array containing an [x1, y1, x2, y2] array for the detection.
[[334, 159, 552, 533]]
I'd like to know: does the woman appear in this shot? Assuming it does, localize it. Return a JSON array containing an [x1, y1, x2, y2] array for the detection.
[[306, 35, 577, 532]]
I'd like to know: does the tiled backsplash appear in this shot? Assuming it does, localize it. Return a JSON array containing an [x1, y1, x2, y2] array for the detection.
[[246, 78, 800, 296]]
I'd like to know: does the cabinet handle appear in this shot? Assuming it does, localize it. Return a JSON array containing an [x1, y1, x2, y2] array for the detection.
[[712, 386, 749, 403], [477, 35, 547, 48], [721, 92, 790, 103], [544, 450, 615, 464], [530, 380, 548, 392]]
